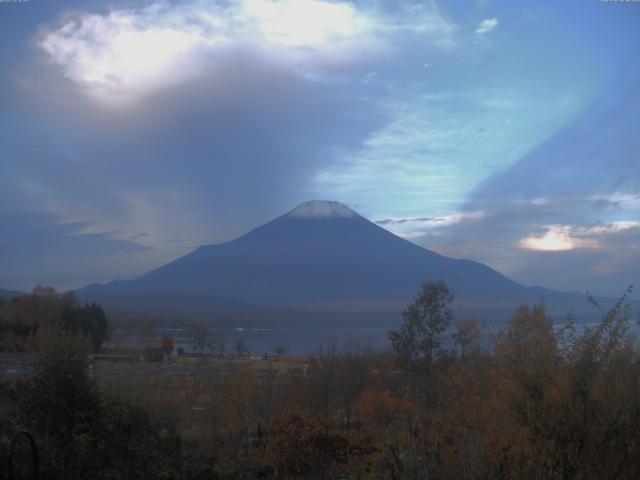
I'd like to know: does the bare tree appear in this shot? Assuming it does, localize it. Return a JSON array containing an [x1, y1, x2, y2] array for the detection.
[[273, 345, 287, 357], [210, 331, 226, 356], [186, 324, 214, 354], [234, 339, 248, 358]]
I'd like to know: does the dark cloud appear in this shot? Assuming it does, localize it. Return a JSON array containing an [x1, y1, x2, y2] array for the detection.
[[0, 1, 396, 289], [415, 199, 640, 297], [127, 233, 150, 241], [0, 213, 155, 291], [0, 49, 387, 283]]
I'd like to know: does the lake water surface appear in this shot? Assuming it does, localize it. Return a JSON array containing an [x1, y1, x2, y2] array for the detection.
[[108, 318, 640, 357]]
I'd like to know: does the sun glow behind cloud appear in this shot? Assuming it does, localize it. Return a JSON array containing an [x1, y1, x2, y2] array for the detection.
[[519, 226, 591, 252], [242, 0, 364, 48], [40, 11, 227, 105], [39, 0, 454, 106], [519, 222, 640, 252]]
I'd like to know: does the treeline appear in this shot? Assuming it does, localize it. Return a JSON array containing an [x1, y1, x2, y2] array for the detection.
[[1, 282, 640, 479], [0, 286, 109, 352], [0, 332, 180, 480]]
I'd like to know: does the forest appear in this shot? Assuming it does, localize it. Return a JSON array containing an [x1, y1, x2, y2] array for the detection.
[[1, 282, 639, 479]]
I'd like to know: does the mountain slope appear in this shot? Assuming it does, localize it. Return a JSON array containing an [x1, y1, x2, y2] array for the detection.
[[79, 201, 563, 313], [0, 288, 26, 301]]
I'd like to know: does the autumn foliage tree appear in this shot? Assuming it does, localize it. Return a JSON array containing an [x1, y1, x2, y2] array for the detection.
[[388, 280, 453, 369], [0, 286, 109, 352], [263, 410, 349, 478], [3, 281, 640, 480], [452, 319, 483, 358]]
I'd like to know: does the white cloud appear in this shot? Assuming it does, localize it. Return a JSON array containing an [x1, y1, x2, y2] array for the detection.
[[519, 221, 640, 252], [313, 87, 583, 216], [475, 17, 498, 35], [39, 0, 456, 106], [584, 221, 640, 235], [41, 10, 225, 106], [242, 0, 366, 48], [593, 192, 640, 210], [530, 197, 549, 206], [376, 210, 485, 239]]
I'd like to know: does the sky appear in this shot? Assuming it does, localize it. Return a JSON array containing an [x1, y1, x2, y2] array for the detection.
[[0, 0, 638, 296]]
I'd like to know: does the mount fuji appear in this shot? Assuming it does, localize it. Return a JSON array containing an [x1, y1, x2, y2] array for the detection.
[[78, 201, 584, 324]]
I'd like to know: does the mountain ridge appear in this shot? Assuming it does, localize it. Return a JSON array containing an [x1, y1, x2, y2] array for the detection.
[[77, 201, 591, 323], [0, 288, 27, 301]]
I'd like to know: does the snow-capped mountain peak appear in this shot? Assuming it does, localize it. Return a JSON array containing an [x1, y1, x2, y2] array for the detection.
[[286, 200, 357, 219]]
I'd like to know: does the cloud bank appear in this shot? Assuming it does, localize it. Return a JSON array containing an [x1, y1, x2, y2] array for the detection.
[[39, 0, 456, 106]]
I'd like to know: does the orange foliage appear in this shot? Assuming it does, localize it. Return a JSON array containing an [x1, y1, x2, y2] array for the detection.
[[263, 409, 349, 478]]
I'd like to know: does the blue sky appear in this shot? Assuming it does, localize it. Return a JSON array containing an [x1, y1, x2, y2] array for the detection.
[[0, 0, 638, 296]]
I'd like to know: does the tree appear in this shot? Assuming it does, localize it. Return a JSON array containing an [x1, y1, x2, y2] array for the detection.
[[4, 288, 109, 352], [210, 331, 226, 356], [388, 281, 453, 368], [452, 319, 482, 358], [356, 389, 423, 477], [140, 321, 158, 349], [80, 302, 109, 350], [335, 350, 370, 428], [273, 345, 287, 357], [61, 297, 109, 350], [495, 303, 557, 386], [12, 327, 181, 479], [234, 339, 248, 358], [227, 366, 257, 456], [186, 324, 218, 354], [263, 410, 349, 478], [306, 349, 339, 421], [11, 286, 61, 347], [161, 335, 175, 353], [17, 329, 98, 478]]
